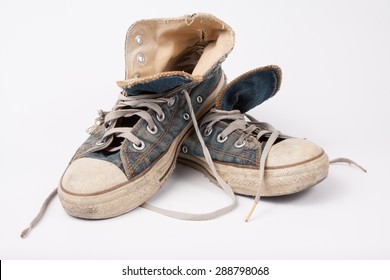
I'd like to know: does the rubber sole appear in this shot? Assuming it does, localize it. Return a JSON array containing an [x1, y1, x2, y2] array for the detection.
[[57, 75, 225, 219], [178, 151, 329, 197]]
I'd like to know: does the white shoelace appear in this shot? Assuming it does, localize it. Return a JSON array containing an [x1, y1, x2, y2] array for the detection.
[[21, 90, 237, 237], [329, 158, 367, 172], [141, 92, 237, 220], [184, 109, 368, 221], [195, 109, 281, 221], [20, 96, 367, 237], [89, 93, 176, 151]]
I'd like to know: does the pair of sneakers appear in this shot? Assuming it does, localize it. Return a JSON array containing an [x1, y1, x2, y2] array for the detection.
[[21, 13, 365, 238]]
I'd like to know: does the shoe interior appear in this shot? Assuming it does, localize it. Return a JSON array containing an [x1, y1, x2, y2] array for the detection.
[[124, 13, 234, 79]]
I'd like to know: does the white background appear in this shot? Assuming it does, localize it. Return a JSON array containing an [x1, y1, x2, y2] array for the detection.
[[1, 0, 389, 259]]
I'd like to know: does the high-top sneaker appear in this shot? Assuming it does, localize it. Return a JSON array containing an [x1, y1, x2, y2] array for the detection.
[[56, 13, 235, 220]]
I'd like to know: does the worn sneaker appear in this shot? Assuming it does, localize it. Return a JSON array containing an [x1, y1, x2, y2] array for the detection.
[[178, 65, 334, 220], [55, 14, 235, 220], [19, 13, 235, 238]]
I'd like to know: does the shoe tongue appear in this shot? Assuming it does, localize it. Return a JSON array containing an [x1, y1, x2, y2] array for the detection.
[[117, 71, 200, 96], [215, 65, 282, 113]]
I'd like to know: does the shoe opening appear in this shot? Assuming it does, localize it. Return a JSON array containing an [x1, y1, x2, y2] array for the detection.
[[124, 13, 234, 79]]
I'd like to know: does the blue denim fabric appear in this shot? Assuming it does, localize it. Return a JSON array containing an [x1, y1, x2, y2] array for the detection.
[[71, 66, 223, 178], [123, 75, 194, 96], [181, 66, 282, 168], [216, 66, 281, 112], [183, 121, 260, 167]]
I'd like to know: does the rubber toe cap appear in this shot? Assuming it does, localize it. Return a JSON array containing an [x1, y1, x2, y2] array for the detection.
[[61, 158, 128, 195], [266, 138, 324, 168]]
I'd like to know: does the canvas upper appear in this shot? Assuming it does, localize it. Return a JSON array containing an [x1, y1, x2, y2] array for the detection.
[[57, 13, 235, 219], [178, 66, 329, 212]]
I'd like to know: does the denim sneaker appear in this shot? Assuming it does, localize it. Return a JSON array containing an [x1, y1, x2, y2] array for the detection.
[[178, 65, 333, 220], [57, 13, 235, 220], [21, 13, 235, 237]]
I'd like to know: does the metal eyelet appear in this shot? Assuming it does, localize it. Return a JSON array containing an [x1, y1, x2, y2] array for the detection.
[[181, 145, 188, 154], [147, 125, 158, 135], [168, 97, 176, 107], [183, 113, 190, 120], [104, 121, 112, 131], [135, 35, 143, 45], [196, 96, 203, 103], [204, 127, 213, 136], [95, 139, 106, 146], [217, 133, 228, 143], [136, 53, 145, 63], [133, 140, 145, 150], [234, 139, 246, 148], [157, 112, 165, 122]]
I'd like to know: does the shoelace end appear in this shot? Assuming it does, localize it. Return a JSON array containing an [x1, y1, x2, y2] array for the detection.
[[19, 188, 58, 238], [245, 202, 258, 222], [330, 157, 367, 173], [20, 226, 32, 239]]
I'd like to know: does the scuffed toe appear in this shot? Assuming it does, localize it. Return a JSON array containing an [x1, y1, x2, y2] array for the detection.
[[266, 138, 324, 168], [61, 158, 128, 195]]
